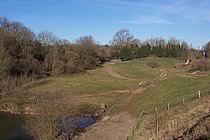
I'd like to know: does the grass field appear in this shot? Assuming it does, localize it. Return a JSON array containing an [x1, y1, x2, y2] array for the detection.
[[28, 57, 210, 117], [24, 57, 210, 140]]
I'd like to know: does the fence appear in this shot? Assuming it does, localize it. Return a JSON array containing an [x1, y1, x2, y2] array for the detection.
[[127, 90, 210, 140]]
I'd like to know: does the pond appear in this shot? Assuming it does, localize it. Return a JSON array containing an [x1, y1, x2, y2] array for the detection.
[[65, 116, 96, 129], [0, 112, 26, 140], [0, 113, 96, 140], [58, 116, 96, 136]]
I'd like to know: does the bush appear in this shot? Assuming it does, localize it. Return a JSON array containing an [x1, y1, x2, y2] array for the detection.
[[147, 62, 160, 68], [189, 59, 210, 72], [25, 92, 72, 140]]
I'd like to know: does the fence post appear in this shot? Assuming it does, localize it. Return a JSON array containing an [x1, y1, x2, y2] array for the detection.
[[182, 97, 185, 105], [155, 107, 159, 140], [167, 103, 170, 110], [198, 90, 201, 99]]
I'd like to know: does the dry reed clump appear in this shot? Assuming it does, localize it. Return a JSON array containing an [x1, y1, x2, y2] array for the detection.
[[189, 59, 210, 72], [132, 96, 210, 140], [0, 75, 33, 113], [24, 93, 102, 140], [24, 92, 74, 140]]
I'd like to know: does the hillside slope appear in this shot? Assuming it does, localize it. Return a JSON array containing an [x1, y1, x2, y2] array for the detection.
[[134, 96, 210, 140]]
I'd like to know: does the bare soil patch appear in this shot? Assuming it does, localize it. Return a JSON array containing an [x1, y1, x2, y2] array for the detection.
[[73, 112, 134, 140]]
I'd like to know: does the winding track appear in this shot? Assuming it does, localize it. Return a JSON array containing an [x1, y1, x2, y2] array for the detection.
[[72, 61, 168, 140], [69, 63, 168, 99], [104, 64, 136, 80]]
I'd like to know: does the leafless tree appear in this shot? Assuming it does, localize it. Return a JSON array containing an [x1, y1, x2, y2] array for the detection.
[[168, 37, 180, 46], [0, 16, 10, 32], [0, 75, 33, 107], [38, 31, 58, 46], [75, 35, 96, 46], [130, 38, 141, 47], [112, 29, 134, 47]]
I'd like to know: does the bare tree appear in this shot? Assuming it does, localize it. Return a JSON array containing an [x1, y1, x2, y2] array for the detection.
[[0, 16, 35, 41], [112, 29, 134, 47], [75, 36, 99, 69], [38, 31, 58, 46], [0, 16, 10, 32], [75, 35, 96, 46], [168, 37, 180, 46], [130, 38, 141, 47], [145, 37, 166, 48], [0, 75, 33, 108]]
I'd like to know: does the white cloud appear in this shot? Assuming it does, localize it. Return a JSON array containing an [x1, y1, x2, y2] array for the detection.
[[120, 16, 174, 25], [95, 0, 210, 25]]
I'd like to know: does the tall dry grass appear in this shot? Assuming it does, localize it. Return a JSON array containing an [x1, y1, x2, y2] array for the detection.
[[24, 92, 73, 140]]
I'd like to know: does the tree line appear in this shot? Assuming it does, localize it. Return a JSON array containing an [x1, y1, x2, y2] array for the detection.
[[111, 29, 192, 61], [203, 41, 210, 58], [0, 17, 208, 78], [0, 17, 111, 78]]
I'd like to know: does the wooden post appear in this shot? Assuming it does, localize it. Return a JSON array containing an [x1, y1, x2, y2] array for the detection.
[[167, 103, 170, 110], [198, 90, 201, 99], [155, 107, 159, 140], [182, 98, 185, 105]]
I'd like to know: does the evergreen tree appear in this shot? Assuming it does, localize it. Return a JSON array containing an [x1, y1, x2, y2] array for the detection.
[[119, 46, 132, 61]]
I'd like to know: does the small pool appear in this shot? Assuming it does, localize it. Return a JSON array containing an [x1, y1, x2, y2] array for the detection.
[[66, 116, 96, 129], [0, 113, 96, 140], [58, 116, 96, 137], [0, 112, 26, 140]]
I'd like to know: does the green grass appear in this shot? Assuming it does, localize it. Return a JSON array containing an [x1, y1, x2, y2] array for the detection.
[[30, 57, 174, 95], [111, 57, 180, 80], [28, 57, 210, 117], [128, 70, 210, 116], [30, 67, 138, 95]]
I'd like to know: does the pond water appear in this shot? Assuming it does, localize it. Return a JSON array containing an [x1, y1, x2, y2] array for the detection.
[[0, 113, 26, 140], [0, 113, 96, 140], [65, 116, 96, 129]]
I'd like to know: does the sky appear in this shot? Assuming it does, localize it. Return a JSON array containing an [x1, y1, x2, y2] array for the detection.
[[0, 0, 210, 47]]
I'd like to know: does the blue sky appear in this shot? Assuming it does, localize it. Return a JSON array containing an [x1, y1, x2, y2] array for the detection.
[[0, 0, 210, 47]]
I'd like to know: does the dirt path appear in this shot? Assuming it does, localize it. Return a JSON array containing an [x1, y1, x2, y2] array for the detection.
[[69, 69, 167, 100], [72, 68, 168, 140], [132, 69, 167, 95], [68, 90, 131, 99], [104, 61, 135, 80], [74, 112, 134, 140]]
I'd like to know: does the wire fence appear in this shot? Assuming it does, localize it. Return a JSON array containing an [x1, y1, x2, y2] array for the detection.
[[127, 90, 210, 140]]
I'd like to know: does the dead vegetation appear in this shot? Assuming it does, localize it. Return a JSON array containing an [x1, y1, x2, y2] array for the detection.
[[0, 75, 33, 113], [189, 59, 210, 72], [24, 92, 103, 140], [24, 92, 73, 140], [132, 96, 210, 140]]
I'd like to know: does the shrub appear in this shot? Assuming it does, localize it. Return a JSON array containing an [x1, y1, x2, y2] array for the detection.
[[189, 59, 210, 72], [147, 62, 160, 68], [25, 92, 72, 140]]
